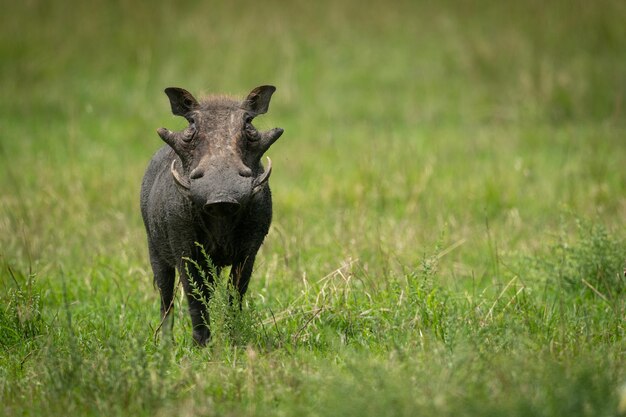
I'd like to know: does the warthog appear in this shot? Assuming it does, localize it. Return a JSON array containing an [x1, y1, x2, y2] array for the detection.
[[140, 85, 283, 345]]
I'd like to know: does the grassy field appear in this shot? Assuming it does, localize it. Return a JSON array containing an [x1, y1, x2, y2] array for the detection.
[[1, 0, 625, 415]]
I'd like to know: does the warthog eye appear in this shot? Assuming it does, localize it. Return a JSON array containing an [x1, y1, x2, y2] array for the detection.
[[183, 120, 196, 142], [244, 119, 259, 141]]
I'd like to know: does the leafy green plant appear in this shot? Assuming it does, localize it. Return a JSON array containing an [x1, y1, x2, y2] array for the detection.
[[534, 219, 625, 301], [184, 243, 265, 353]]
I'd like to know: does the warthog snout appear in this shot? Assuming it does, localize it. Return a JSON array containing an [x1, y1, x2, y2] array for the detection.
[[203, 200, 241, 217]]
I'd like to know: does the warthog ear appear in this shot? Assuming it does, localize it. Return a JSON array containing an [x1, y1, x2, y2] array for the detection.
[[164, 87, 199, 117], [241, 85, 276, 115]]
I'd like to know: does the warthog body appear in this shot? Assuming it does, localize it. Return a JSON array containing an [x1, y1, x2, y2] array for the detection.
[[140, 85, 283, 345]]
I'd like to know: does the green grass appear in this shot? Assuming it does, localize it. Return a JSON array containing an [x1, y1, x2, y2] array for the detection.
[[1, 0, 625, 416]]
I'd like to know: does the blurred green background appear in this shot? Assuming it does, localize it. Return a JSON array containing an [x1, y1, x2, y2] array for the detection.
[[1, 0, 625, 416], [2, 0, 624, 272]]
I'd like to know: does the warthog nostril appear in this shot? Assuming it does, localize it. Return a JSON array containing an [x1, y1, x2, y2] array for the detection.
[[203, 201, 241, 217], [239, 167, 253, 178], [190, 168, 204, 180]]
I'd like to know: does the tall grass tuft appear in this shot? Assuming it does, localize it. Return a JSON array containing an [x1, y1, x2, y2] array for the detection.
[[0, 260, 44, 347]]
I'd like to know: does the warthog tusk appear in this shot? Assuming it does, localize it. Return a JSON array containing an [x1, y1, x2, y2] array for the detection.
[[170, 159, 190, 189], [252, 157, 272, 194]]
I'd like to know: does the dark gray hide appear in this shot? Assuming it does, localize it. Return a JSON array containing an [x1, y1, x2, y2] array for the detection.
[[140, 85, 283, 346]]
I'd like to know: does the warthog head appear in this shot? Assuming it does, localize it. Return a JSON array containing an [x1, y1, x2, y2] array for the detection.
[[157, 85, 283, 217]]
